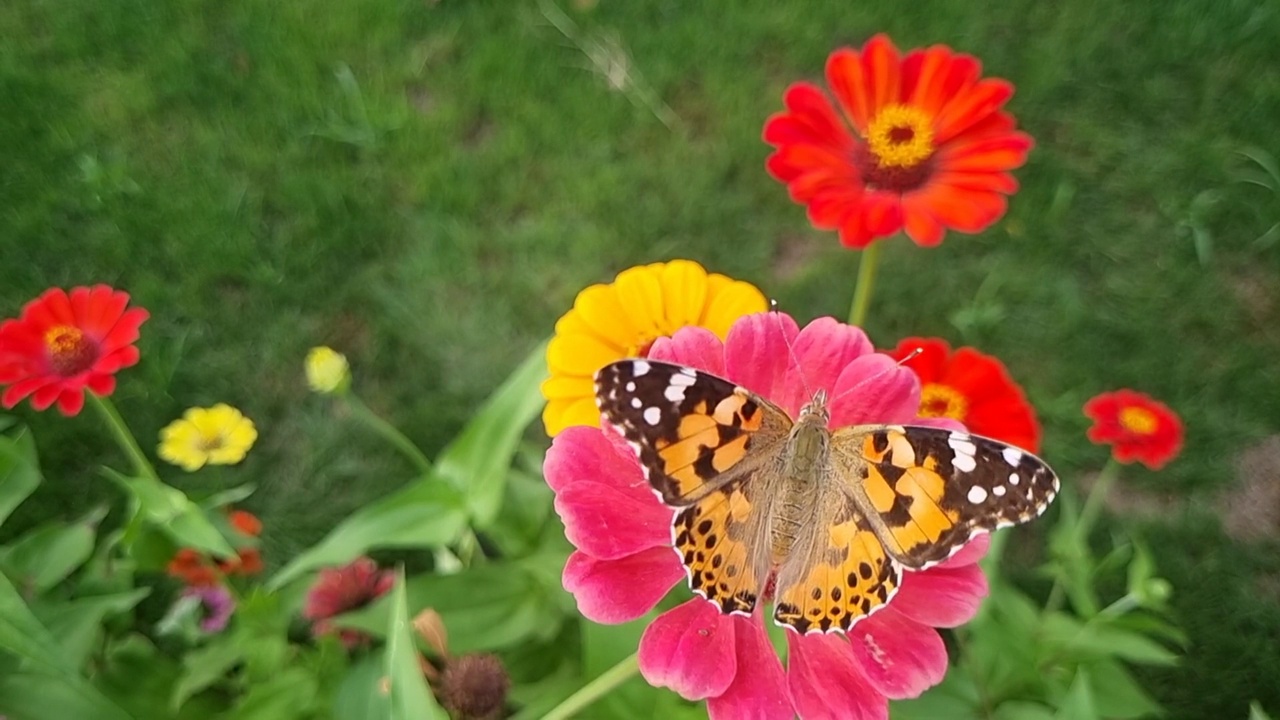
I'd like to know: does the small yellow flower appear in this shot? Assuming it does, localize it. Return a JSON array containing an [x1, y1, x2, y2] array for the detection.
[[158, 404, 258, 472], [542, 259, 768, 436], [306, 346, 350, 394]]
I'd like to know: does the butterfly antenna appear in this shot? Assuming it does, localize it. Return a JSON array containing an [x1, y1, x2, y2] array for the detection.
[[825, 344, 923, 408], [769, 299, 816, 401]]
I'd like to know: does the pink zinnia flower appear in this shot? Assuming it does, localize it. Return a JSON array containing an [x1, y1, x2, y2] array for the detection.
[[545, 313, 992, 719], [303, 557, 396, 648]]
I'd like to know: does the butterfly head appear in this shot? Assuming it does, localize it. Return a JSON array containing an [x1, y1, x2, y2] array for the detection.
[[797, 388, 830, 427]]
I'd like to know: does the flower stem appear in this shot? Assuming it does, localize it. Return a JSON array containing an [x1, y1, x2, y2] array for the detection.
[[542, 652, 640, 720], [847, 241, 884, 327], [1044, 459, 1121, 613], [344, 394, 433, 475], [89, 394, 160, 482]]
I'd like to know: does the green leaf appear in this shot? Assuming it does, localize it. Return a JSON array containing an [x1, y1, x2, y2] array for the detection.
[[339, 563, 561, 654], [1086, 659, 1164, 718], [270, 343, 546, 589], [171, 636, 244, 712], [36, 589, 150, 668], [105, 470, 235, 558], [1, 511, 102, 594], [0, 673, 137, 720], [197, 482, 257, 510], [229, 667, 320, 720], [384, 568, 447, 720], [1042, 613, 1179, 666], [440, 340, 547, 529], [333, 657, 394, 720], [991, 702, 1057, 720], [891, 673, 982, 720], [1251, 702, 1276, 720], [0, 429, 41, 529], [0, 573, 133, 719], [1054, 670, 1096, 720], [268, 483, 468, 589]]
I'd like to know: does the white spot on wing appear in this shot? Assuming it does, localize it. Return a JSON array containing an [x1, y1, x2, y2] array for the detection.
[[631, 397, 643, 409], [1009, 473, 1020, 486], [949, 434, 978, 473], [626, 381, 636, 392], [669, 371, 697, 386], [1002, 447, 1023, 466], [967, 486, 988, 504], [993, 485, 1006, 497], [664, 384, 687, 402], [633, 360, 651, 376], [644, 406, 661, 425], [678, 366, 697, 377]]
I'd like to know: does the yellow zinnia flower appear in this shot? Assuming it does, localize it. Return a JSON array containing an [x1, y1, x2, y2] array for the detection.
[[542, 259, 767, 436], [305, 346, 350, 395], [158, 404, 259, 472]]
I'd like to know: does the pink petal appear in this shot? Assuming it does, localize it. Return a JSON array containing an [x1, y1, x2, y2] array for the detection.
[[554, 481, 672, 559], [941, 533, 990, 568], [785, 317, 874, 410], [544, 426, 648, 494], [787, 633, 888, 720], [638, 598, 738, 701], [563, 548, 684, 624], [723, 313, 800, 407], [650, 326, 727, 376], [829, 354, 922, 428], [892, 563, 989, 628], [707, 616, 792, 720], [847, 607, 948, 699]]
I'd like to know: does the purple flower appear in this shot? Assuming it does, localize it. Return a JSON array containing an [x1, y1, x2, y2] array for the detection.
[[183, 585, 235, 633]]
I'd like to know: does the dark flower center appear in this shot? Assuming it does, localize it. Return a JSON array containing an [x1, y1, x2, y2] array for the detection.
[[918, 383, 969, 421], [44, 325, 99, 376], [857, 104, 937, 193]]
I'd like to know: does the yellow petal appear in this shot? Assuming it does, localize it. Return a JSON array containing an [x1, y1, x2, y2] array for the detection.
[[540, 374, 594, 400], [574, 283, 637, 350], [701, 277, 768, 337], [612, 265, 667, 345], [659, 259, 709, 331], [547, 332, 622, 376], [543, 396, 602, 436]]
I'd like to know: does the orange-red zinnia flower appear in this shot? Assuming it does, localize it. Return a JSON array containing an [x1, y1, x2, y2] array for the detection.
[[303, 557, 396, 648], [1084, 390, 1184, 470], [0, 285, 149, 415], [886, 337, 1041, 453], [764, 34, 1033, 248]]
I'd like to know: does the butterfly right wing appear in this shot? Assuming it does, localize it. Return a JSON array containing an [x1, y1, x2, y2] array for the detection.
[[595, 359, 791, 615]]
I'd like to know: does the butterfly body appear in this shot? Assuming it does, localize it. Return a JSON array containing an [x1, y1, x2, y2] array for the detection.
[[595, 358, 1058, 635]]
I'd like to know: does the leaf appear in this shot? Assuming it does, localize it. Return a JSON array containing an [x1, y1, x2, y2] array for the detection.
[[1086, 659, 1164, 718], [0, 673, 137, 720], [339, 563, 561, 654], [170, 636, 243, 712], [1, 511, 102, 594], [0, 429, 41, 529], [268, 483, 468, 589], [36, 589, 150, 668], [992, 702, 1057, 720], [105, 470, 235, 558], [1043, 615, 1179, 667], [198, 482, 257, 510], [333, 657, 394, 720], [229, 667, 320, 720], [0, 573, 133, 719], [442, 341, 547, 529], [384, 568, 447, 720], [1053, 670, 1096, 720], [891, 672, 982, 720], [1251, 702, 1276, 720]]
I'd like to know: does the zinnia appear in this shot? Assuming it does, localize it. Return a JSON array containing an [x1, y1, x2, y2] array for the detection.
[[0, 285, 149, 416], [546, 313, 992, 719], [541, 260, 767, 436], [886, 336, 1041, 453], [303, 556, 396, 648], [1084, 390, 1184, 470], [764, 34, 1033, 248], [158, 404, 259, 472]]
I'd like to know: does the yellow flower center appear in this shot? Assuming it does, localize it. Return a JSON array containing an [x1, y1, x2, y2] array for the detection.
[[43, 325, 98, 376], [866, 104, 936, 169], [918, 383, 968, 421], [1118, 406, 1158, 435], [627, 335, 661, 358], [197, 431, 227, 453]]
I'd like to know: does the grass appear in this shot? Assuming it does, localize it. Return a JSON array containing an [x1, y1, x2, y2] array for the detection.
[[3, 0, 1279, 716]]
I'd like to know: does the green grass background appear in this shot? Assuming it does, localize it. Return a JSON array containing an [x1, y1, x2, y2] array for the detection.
[[3, 0, 1279, 717]]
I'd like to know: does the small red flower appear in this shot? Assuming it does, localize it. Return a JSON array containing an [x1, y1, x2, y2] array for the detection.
[[0, 285, 149, 416], [167, 548, 221, 587], [303, 557, 396, 648], [1084, 390, 1184, 470], [228, 510, 262, 537], [764, 34, 1033, 248], [219, 548, 264, 576], [886, 337, 1041, 453]]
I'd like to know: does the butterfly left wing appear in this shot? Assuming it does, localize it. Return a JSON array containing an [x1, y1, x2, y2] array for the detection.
[[832, 425, 1059, 569], [594, 359, 791, 505]]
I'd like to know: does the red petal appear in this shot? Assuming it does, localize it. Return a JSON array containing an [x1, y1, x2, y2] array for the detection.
[[56, 389, 85, 416], [787, 633, 888, 720], [934, 79, 1014, 144], [554, 480, 673, 560], [848, 607, 948, 699], [706, 616, 791, 720], [892, 563, 988, 628], [638, 599, 738, 701], [562, 548, 684, 624]]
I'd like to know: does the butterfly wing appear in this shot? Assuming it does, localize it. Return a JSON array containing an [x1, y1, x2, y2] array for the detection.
[[771, 493, 902, 634], [595, 359, 791, 615], [832, 425, 1059, 569]]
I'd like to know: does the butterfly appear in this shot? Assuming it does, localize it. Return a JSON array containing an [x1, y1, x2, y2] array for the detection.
[[594, 358, 1059, 635]]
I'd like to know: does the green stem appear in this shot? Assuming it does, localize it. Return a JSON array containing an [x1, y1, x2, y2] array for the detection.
[[847, 241, 884, 327], [1044, 459, 1121, 613], [89, 394, 160, 482], [542, 653, 640, 720], [344, 394, 433, 475]]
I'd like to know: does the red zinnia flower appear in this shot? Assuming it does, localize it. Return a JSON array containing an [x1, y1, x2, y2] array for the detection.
[[303, 557, 396, 648], [167, 548, 221, 588], [1083, 390, 1184, 470], [228, 510, 263, 537], [0, 285, 149, 416], [886, 337, 1041, 453], [764, 34, 1033, 248]]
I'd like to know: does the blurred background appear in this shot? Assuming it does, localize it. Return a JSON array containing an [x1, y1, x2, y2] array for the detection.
[[3, 0, 1279, 717]]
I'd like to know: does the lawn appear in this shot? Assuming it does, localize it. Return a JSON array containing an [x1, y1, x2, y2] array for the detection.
[[3, 0, 1279, 717]]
